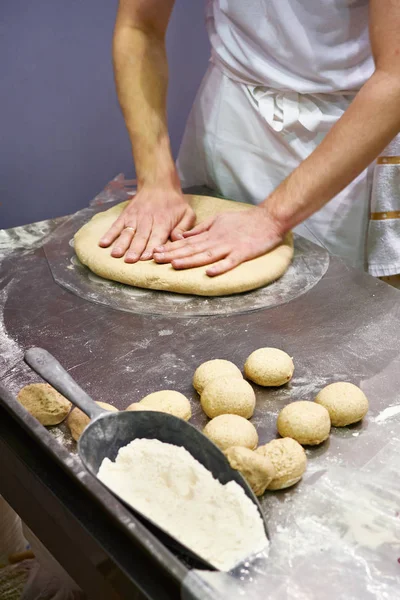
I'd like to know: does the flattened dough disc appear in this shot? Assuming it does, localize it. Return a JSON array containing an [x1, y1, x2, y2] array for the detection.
[[74, 195, 293, 297]]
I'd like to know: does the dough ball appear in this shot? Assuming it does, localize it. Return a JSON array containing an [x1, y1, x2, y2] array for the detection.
[[277, 401, 330, 446], [17, 383, 72, 426], [315, 382, 369, 426], [67, 401, 118, 441], [126, 390, 191, 421], [224, 446, 275, 496], [244, 347, 294, 387], [201, 377, 256, 419], [193, 359, 243, 394], [256, 438, 307, 490], [125, 404, 158, 413], [203, 414, 258, 451]]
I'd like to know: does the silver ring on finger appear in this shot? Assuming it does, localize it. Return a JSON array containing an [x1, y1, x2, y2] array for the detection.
[[124, 226, 136, 233]]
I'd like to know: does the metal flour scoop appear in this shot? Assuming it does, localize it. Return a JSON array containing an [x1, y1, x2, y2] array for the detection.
[[25, 347, 269, 570]]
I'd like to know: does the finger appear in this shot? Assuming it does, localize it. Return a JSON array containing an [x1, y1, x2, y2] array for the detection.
[[182, 216, 214, 238], [124, 215, 152, 263], [110, 226, 137, 258], [171, 247, 230, 270], [206, 252, 243, 276], [170, 209, 197, 241], [99, 218, 126, 248], [153, 238, 211, 264], [140, 221, 171, 260], [154, 232, 209, 254]]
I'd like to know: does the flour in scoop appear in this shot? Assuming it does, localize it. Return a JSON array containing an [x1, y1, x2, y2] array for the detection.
[[97, 438, 268, 570]]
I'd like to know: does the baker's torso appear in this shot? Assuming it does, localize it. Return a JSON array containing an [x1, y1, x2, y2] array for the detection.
[[206, 0, 374, 93]]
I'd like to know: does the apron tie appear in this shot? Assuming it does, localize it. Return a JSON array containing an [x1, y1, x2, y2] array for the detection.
[[248, 87, 353, 133]]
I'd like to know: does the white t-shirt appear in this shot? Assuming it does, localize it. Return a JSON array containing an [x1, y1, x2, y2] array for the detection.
[[206, 0, 374, 93]]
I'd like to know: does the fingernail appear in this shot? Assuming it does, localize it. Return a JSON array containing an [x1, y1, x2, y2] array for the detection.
[[175, 233, 184, 240], [125, 253, 138, 262], [154, 245, 165, 252], [140, 252, 152, 260], [111, 248, 122, 256]]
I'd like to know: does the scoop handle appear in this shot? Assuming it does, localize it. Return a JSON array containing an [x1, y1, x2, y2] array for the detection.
[[25, 347, 107, 419]]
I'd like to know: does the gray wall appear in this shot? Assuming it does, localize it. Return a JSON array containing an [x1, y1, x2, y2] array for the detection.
[[1, 1, 210, 229]]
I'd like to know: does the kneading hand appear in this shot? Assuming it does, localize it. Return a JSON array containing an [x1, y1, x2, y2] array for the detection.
[[153, 207, 284, 276], [99, 187, 195, 262]]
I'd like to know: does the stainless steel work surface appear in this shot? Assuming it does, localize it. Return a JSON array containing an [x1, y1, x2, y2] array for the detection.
[[1, 211, 400, 599]]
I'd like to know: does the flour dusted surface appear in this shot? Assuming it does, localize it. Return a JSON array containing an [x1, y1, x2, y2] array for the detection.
[[97, 439, 267, 570]]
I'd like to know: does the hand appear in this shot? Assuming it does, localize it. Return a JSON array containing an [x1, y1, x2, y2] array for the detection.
[[98, 187, 195, 262], [153, 207, 284, 276]]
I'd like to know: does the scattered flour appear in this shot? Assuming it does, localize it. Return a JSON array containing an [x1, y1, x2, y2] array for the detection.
[[0, 282, 23, 377], [98, 439, 268, 570], [0, 220, 53, 257], [374, 404, 400, 423]]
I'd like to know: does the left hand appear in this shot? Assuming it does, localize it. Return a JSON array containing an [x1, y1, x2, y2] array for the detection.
[[153, 207, 284, 276]]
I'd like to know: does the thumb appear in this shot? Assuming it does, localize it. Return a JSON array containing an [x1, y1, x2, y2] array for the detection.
[[182, 216, 214, 238], [170, 209, 196, 241]]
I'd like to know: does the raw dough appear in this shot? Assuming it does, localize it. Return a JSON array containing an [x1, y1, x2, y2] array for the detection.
[[126, 390, 191, 421], [74, 196, 294, 296], [201, 377, 256, 419], [125, 404, 159, 412], [277, 401, 331, 445], [66, 401, 118, 441], [256, 437, 307, 490], [244, 347, 294, 387], [224, 447, 275, 496], [193, 359, 243, 394], [315, 382, 369, 426], [17, 383, 71, 426], [203, 414, 258, 451]]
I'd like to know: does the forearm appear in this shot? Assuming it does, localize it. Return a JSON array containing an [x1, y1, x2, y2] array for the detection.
[[263, 71, 400, 232], [113, 20, 178, 189]]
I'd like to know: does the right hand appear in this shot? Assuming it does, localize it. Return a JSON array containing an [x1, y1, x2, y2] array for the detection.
[[98, 187, 196, 262]]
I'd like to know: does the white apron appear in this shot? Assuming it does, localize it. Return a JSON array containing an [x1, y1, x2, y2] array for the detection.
[[177, 0, 400, 273]]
